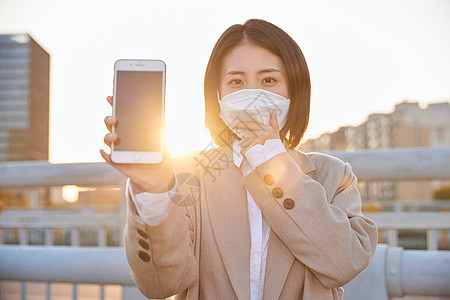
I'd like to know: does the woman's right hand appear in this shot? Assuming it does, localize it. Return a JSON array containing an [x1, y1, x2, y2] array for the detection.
[[100, 96, 174, 193]]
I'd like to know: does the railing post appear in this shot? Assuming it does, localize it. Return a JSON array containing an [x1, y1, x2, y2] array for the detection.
[[73, 283, 78, 300], [119, 178, 127, 247], [71, 229, 80, 246], [387, 229, 398, 247], [19, 228, 27, 245], [427, 229, 439, 251], [44, 228, 53, 300], [394, 202, 403, 212], [98, 226, 107, 300], [441, 229, 448, 249], [44, 229, 54, 300], [19, 228, 27, 300], [0, 229, 3, 300], [46, 283, 51, 300], [440, 207, 448, 249], [100, 285, 105, 300], [70, 229, 79, 299], [98, 227, 106, 247], [45, 228, 54, 246], [386, 247, 403, 297], [21, 282, 26, 300]]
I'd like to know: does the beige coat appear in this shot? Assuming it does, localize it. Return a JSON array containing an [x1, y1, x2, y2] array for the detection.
[[124, 145, 378, 300]]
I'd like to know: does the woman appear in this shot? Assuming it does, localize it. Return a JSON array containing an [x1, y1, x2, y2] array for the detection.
[[101, 19, 377, 300]]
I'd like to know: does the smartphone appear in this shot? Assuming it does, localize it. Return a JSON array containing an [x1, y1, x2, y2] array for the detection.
[[111, 59, 166, 164]]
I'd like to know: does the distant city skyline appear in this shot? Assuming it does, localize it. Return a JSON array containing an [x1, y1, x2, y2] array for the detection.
[[302, 99, 450, 147], [0, 0, 449, 162], [302, 100, 450, 148], [300, 100, 450, 204]]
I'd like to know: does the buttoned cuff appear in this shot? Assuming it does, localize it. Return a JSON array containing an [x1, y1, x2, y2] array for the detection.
[[245, 139, 286, 170], [129, 177, 178, 226]]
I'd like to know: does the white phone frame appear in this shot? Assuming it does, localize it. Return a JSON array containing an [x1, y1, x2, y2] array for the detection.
[[110, 59, 166, 164]]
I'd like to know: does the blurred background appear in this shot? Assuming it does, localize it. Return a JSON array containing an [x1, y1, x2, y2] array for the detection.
[[0, 0, 449, 299]]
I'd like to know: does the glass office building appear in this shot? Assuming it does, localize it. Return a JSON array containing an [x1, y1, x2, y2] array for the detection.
[[0, 34, 50, 161]]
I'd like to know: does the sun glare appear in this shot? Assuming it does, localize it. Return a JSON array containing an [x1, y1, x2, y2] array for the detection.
[[166, 121, 214, 158], [62, 185, 79, 203]]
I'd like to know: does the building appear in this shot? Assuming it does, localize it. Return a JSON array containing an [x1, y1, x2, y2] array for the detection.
[[0, 34, 50, 162], [300, 100, 450, 203]]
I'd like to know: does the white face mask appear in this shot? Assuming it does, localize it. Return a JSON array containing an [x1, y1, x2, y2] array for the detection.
[[218, 89, 291, 138]]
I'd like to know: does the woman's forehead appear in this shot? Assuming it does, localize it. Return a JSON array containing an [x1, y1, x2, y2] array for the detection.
[[221, 44, 285, 74]]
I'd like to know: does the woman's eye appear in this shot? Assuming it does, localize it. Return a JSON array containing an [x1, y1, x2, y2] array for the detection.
[[229, 79, 243, 86], [262, 77, 277, 84]]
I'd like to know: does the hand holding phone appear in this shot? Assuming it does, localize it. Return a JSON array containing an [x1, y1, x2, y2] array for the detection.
[[100, 60, 174, 193]]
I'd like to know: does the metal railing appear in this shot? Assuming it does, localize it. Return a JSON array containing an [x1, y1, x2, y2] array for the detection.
[[0, 147, 450, 300], [343, 244, 450, 299], [0, 209, 122, 247], [366, 212, 450, 251], [0, 161, 131, 300], [2, 244, 447, 300]]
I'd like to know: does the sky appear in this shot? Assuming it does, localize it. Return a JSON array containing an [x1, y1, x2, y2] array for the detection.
[[0, 0, 449, 163]]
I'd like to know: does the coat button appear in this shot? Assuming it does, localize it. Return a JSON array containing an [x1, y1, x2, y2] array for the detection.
[[138, 239, 150, 250], [283, 198, 295, 210], [138, 251, 151, 262], [263, 174, 274, 185], [272, 187, 283, 198], [137, 229, 148, 239]]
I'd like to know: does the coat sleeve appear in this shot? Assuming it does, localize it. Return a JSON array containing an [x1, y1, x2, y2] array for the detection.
[[124, 178, 198, 298], [243, 151, 378, 288]]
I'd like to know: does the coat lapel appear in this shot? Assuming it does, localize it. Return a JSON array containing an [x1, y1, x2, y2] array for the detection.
[[203, 146, 251, 300], [262, 230, 295, 300]]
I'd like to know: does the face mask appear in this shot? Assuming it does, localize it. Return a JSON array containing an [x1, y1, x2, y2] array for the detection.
[[218, 89, 291, 138]]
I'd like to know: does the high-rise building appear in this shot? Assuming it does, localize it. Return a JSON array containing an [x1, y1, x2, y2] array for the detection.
[[0, 34, 50, 161]]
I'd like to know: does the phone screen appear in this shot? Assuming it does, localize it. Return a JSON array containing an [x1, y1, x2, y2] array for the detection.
[[114, 70, 163, 152]]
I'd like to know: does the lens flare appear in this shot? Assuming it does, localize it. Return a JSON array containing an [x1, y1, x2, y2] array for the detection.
[[62, 185, 79, 203]]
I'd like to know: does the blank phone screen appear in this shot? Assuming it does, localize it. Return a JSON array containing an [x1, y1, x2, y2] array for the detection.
[[115, 71, 163, 152]]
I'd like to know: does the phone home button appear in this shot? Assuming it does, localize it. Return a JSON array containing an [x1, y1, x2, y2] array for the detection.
[[133, 153, 141, 162]]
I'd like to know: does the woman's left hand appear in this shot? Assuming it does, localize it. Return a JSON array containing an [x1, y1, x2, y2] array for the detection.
[[235, 111, 280, 156]]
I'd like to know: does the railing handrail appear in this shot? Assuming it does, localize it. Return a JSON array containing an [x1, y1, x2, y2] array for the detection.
[[1, 210, 449, 230], [326, 147, 450, 180], [1, 244, 449, 299], [0, 209, 121, 228], [1, 148, 450, 187], [0, 245, 135, 285], [0, 161, 125, 187], [364, 212, 450, 229]]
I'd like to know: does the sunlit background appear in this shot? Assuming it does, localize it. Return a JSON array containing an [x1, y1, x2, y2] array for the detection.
[[0, 0, 449, 162], [1, 2, 450, 299]]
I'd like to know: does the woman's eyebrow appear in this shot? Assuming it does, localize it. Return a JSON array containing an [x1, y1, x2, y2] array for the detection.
[[225, 68, 281, 76], [258, 68, 281, 74], [225, 70, 245, 76]]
